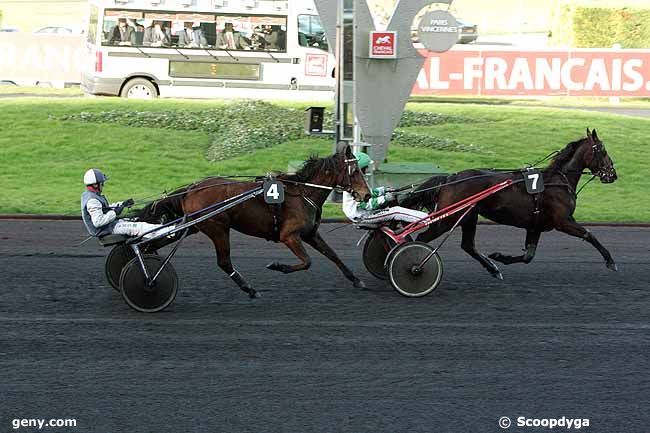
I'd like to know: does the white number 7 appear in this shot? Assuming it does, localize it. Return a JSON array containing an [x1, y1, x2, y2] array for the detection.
[[267, 183, 280, 200], [527, 173, 539, 190]]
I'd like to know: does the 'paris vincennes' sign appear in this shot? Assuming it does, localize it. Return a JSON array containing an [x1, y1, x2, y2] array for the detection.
[[418, 10, 459, 53]]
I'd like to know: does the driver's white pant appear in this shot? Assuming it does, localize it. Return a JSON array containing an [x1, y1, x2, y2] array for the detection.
[[112, 220, 175, 239], [359, 206, 429, 224]]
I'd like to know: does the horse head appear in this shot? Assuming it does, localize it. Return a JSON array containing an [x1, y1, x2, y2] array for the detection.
[[335, 143, 372, 202], [585, 129, 617, 184]]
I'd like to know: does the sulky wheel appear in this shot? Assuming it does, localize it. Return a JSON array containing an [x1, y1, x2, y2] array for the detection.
[[387, 242, 444, 298], [362, 230, 395, 280], [105, 244, 135, 291], [362, 230, 412, 280], [119, 255, 178, 313]]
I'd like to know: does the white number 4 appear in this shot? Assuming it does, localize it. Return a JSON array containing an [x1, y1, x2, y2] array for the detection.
[[527, 173, 540, 190], [266, 183, 280, 200]]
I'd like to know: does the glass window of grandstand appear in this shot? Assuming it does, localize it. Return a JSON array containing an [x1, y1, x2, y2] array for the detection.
[[215, 16, 287, 52], [298, 15, 328, 52]]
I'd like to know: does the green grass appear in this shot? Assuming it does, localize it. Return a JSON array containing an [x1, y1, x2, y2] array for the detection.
[[409, 95, 650, 109], [0, 97, 648, 222]]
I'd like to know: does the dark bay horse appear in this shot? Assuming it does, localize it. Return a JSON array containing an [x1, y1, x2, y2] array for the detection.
[[136, 144, 372, 298], [402, 129, 618, 279]]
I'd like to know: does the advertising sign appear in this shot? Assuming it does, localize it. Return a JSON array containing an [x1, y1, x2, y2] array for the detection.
[[413, 48, 650, 97], [369, 31, 397, 59], [0, 33, 83, 83]]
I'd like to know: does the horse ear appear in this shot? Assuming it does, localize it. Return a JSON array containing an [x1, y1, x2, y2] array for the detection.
[[345, 144, 353, 158], [336, 141, 352, 158], [335, 141, 347, 155], [585, 128, 593, 142], [592, 129, 599, 141]]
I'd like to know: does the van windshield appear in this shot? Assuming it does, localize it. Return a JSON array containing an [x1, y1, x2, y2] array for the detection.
[[298, 14, 328, 52]]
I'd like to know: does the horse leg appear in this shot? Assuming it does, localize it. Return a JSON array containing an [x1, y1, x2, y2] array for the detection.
[[459, 211, 504, 280], [302, 231, 366, 289], [555, 217, 617, 271], [489, 230, 542, 265], [266, 234, 313, 274], [204, 225, 257, 298]]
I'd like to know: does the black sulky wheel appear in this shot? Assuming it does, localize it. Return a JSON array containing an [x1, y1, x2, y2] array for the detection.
[[362, 230, 395, 280], [362, 230, 412, 280], [387, 242, 443, 298], [105, 244, 135, 291], [119, 255, 178, 313]]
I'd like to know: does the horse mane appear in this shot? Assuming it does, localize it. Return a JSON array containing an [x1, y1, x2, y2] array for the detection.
[[279, 154, 339, 182], [548, 137, 586, 170], [399, 175, 449, 211]]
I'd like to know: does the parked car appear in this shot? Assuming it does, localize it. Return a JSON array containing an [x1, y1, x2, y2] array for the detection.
[[457, 19, 478, 44], [0, 27, 20, 33], [34, 26, 75, 35]]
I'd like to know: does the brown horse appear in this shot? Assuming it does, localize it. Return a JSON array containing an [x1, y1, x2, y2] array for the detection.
[[136, 144, 371, 298], [402, 129, 618, 279]]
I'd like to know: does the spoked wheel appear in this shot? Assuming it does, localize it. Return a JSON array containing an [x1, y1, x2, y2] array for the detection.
[[119, 255, 178, 313], [362, 230, 412, 280], [387, 242, 444, 298], [105, 244, 135, 291]]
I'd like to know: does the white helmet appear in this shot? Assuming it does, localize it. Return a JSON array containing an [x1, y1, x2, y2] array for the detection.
[[83, 168, 108, 185]]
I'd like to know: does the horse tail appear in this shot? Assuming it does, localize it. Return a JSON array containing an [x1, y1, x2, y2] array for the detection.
[[400, 175, 449, 211], [132, 186, 188, 224]]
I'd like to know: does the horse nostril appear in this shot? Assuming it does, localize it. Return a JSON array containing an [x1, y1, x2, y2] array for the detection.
[[364, 194, 371, 202]]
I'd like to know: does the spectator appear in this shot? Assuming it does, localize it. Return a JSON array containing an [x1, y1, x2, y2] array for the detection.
[[178, 21, 207, 48], [109, 18, 136, 46], [216, 22, 248, 50], [266, 25, 286, 50], [143, 21, 170, 47]]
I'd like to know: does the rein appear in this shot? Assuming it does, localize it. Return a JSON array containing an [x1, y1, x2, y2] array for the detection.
[[141, 155, 361, 212], [576, 175, 597, 196]]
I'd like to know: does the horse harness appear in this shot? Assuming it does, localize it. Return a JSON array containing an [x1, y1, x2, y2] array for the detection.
[[527, 171, 577, 229]]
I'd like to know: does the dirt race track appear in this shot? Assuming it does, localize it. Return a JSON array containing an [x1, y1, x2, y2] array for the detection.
[[0, 220, 649, 433]]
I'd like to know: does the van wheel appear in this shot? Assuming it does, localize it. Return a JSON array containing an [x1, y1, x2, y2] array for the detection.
[[120, 78, 158, 99]]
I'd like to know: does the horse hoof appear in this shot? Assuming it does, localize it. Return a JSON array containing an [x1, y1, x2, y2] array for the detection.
[[492, 271, 504, 281], [353, 279, 367, 289], [607, 262, 618, 272], [266, 261, 279, 271], [488, 252, 501, 260], [248, 289, 259, 299]]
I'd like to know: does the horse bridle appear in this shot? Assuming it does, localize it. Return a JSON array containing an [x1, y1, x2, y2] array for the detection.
[[587, 141, 615, 179], [340, 157, 364, 197]]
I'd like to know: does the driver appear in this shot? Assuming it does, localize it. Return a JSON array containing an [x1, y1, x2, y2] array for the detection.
[[342, 152, 429, 225], [81, 168, 174, 239]]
